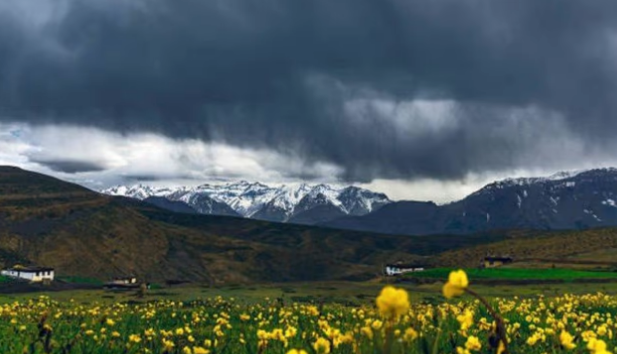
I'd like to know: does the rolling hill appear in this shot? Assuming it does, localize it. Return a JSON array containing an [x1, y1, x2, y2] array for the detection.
[[434, 227, 617, 268], [0, 166, 510, 284]]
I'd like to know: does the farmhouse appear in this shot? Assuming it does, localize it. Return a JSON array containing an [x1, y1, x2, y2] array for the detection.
[[1, 265, 55, 282], [385, 263, 427, 276], [104, 276, 139, 289], [482, 256, 514, 268]]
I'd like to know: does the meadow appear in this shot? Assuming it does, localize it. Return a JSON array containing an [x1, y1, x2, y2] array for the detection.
[[406, 267, 617, 281], [2, 271, 617, 353]]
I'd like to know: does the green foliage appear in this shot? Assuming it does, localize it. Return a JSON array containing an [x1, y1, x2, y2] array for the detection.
[[56, 276, 103, 285], [407, 267, 617, 281]]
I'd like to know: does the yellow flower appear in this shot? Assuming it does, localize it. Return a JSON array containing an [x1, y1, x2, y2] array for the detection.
[[361, 326, 373, 340], [457, 309, 474, 331], [162, 339, 175, 350], [587, 338, 612, 354], [106, 318, 115, 326], [313, 337, 331, 354], [443, 270, 469, 299], [560, 330, 576, 350], [376, 286, 410, 320], [465, 336, 481, 351], [193, 347, 210, 354], [287, 350, 308, 354], [404, 327, 418, 341], [496, 340, 506, 354]]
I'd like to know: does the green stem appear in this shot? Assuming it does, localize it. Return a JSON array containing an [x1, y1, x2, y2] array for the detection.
[[383, 322, 394, 354], [431, 316, 444, 354], [464, 288, 509, 354]]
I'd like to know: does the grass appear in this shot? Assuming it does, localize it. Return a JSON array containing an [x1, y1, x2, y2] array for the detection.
[[56, 276, 104, 285], [7, 279, 617, 307], [406, 267, 617, 281]]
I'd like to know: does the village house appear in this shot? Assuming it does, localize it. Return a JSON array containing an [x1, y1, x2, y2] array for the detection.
[[104, 276, 140, 289], [482, 256, 514, 268], [384, 263, 427, 276], [1, 265, 55, 282]]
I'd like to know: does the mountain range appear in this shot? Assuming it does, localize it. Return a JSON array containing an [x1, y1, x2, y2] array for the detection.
[[325, 168, 617, 235], [101, 168, 617, 235], [101, 182, 391, 225]]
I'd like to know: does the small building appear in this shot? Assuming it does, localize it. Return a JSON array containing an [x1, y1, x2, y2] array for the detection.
[[104, 276, 139, 289], [1, 265, 55, 282], [482, 256, 513, 268], [109, 276, 138, 285], [385, 263, 427, 276]]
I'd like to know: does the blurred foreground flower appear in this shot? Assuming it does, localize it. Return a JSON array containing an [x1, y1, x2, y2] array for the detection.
[[376, 286, 410, 320], [443, 269, 469, 299]]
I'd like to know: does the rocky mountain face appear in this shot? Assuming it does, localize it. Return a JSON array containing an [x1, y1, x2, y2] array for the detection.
[[324, 168, 617, 235], [101, 182, 391, 224]]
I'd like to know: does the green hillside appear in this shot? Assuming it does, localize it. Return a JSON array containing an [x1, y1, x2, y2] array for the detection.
[[435, 227, 617, 268]]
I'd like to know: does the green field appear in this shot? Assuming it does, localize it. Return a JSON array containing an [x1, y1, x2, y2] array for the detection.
[[406, 267, 617, 281], [56, 275, 104, 285]]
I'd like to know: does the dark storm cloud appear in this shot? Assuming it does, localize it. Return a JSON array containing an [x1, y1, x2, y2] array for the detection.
[[1, 0, 617, 181], [29, 158, 108, 174]]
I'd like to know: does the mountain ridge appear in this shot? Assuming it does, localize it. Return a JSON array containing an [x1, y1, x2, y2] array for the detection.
[[101, 181, 391, 224], [324, 168, 617, 235]]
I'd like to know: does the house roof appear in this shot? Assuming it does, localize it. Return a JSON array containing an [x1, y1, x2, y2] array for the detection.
[[385, 263, 428, 268], [5, 266, 54, 272]]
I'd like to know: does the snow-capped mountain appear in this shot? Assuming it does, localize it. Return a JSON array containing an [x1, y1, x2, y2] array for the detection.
[[101, 181, 391, 224], [324, 168, 617, 235]]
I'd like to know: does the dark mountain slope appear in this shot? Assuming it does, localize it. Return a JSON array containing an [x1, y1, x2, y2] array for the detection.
[[143, 196, 197, 214]]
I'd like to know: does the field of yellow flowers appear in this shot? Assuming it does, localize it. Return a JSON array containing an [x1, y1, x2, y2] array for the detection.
[[1, 270, 617, 354]]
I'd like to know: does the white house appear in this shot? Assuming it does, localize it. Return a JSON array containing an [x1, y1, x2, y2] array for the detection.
[[385, 263, 426, 276], [1, 265, 55, 282]]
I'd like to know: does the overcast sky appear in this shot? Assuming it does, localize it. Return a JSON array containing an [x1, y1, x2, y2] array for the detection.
[[2, 0, 617, 202]]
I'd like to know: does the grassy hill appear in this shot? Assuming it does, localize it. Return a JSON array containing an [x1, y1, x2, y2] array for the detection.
[[435, 227, 617, 268], [0, 166, 514, 284]]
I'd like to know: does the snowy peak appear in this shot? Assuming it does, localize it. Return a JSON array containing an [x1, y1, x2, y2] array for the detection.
[[101, 184, 177, 200], [100, 181, 391, 224], [472, 168, 617, 197], [337, 186, 390, 215]]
